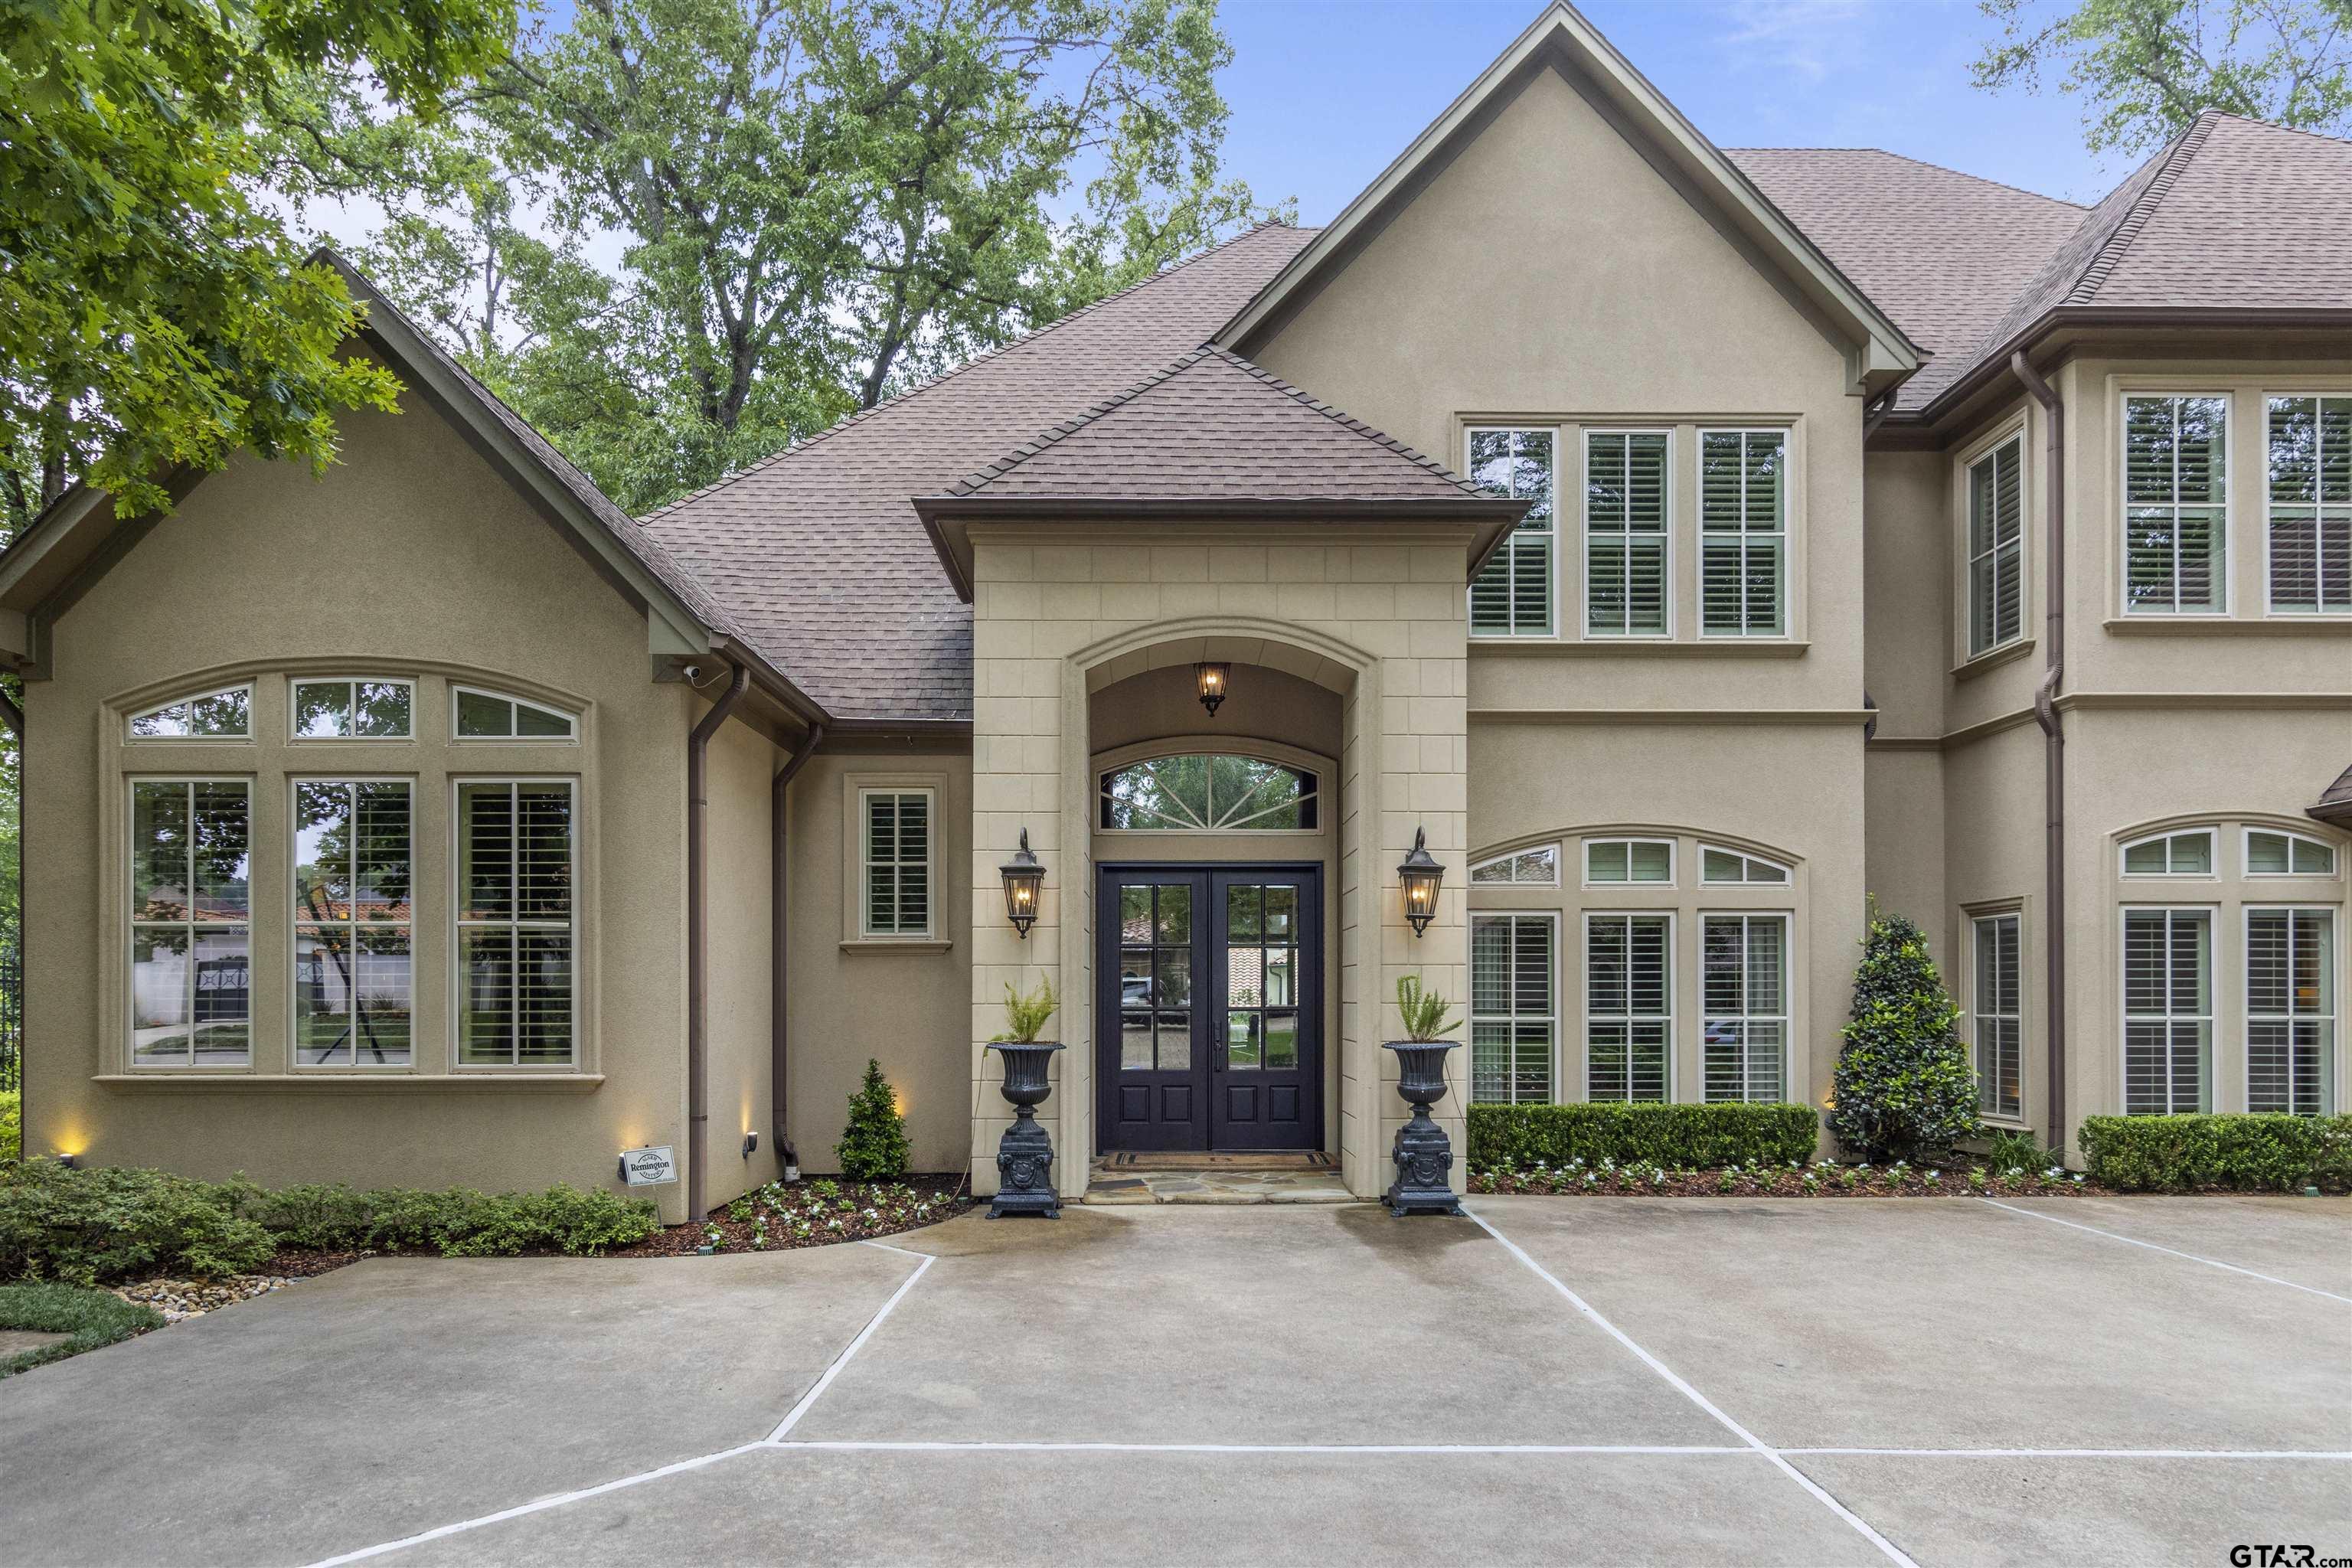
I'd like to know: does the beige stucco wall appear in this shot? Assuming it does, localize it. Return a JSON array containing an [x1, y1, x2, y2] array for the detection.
[[966, 532, 1474, 1200], [701, 705, 784, 1206], [21, 390, 717, 1221], [779, 747, 973, 1176]]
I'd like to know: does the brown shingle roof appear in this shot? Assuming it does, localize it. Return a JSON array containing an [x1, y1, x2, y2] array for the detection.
[[1726, 149, 2086, 411], [642, 222, 1319, 722], [2313, 761, 2352, 827], [935, 346, 1488, 503]]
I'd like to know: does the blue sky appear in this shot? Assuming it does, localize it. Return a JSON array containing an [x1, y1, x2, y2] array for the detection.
[[1218, 0, 2125, 218]]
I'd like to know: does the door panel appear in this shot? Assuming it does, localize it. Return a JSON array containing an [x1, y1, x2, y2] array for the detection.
[[1096, 864, 1322, 1154]]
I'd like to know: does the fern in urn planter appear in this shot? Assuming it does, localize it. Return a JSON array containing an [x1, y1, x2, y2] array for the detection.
[[1383, 975, 1465, 1216]]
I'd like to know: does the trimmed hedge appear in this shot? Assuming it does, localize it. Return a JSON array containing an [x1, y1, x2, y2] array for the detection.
[[0, 1160, 660, 1283], [1468, 1102, 1820, 1174], [2078, 1114, 2352, 1194]]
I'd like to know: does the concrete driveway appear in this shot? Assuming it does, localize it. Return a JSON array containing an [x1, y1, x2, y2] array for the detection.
[[2, 1195, 2345, 1567]]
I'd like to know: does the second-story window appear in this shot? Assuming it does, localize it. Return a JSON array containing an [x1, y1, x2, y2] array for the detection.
[[1583, 430, 1668, 636], [1968, 437, 2024, 655], [1468, 427, 1555, 637], [1699, 430, 1786, 636], [2123, 395, 2227, 614], [2265, 396, 2350, 615]]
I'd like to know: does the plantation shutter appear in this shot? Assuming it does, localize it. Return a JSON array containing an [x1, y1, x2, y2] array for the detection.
[[2123, 396, 2227, 612], [2122, 908, 2209, 1113], [2246, 908, 2332, 1116], [1968, 438, 2024, 654], [1468, 429, 1555, 635], [1584, 431, 1669, 635], [864, 791, 931, 936], [1471, 915, 1553, 1103], [2266, 397, 2352, 612], [456, 781, 575, 1066], [1702, 914, 1786, 1101], [1971, 914, 2020, 1119], [1586, 915, 1669, 1102], [1700, 430, 1785, 635]]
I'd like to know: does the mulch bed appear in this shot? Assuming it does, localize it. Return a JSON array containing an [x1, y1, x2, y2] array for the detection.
[[1471, 1160, 2106, 1198], [612, 1174, 975, 1257]]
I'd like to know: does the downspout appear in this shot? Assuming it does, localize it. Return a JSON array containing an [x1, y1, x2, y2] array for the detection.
[[771, 721, 825, 1176], [686, 662, 750, 1225], [2011, 351, 2067, 1155]]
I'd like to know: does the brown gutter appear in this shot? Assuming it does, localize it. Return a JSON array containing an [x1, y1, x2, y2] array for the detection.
[[686, 662, 751, 1223], [2011, 350, 2067, 1156], [770, 720, 825, 1173]]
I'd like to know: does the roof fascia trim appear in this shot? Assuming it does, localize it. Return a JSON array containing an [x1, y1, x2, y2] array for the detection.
[[1214, 2, 1921, 385]]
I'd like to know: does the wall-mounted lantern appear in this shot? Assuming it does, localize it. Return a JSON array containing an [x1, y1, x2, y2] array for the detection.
[[1195, 661, 1230, 717], [1000, 828, 1044, 938], [1398, 827, 1444, 936]]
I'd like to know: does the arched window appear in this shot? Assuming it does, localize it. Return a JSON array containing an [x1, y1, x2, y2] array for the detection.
[[1472, 844, 1559, 886], [1099, 755, 1316, 831], [453, 686, 577, 740], [128, 684, 250, 740]]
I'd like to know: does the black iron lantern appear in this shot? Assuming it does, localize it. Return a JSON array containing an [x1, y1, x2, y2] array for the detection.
[[1194, 661, 1230, 716], [1397, 827, 1443, 936], [999, 828, 1044, 937]]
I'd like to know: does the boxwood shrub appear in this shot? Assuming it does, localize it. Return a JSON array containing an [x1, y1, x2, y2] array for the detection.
[[2078, 1113, 2352, 1194], [0, 1161, 660, 1283], [1468, 1102, 1819, 1174]]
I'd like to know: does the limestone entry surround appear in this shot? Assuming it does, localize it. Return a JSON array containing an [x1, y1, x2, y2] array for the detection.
[[965, 527, 1477, 1200]]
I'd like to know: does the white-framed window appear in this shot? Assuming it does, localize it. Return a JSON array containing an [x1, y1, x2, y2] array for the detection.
[[1467, 426, 1557, 637], [1699, 428, 1787, 636], [1699, 845, 1788, 885], [861, 788, 933, 937], [1583, 429, 1670, 637], [128, 685, 252, 741], [455, 779, 576, 1066], [1971, 911, 2022, 1119], [453, 686, 577, 740], [128, 779, 251, 1067], [1585, 838, 1673, 886], [2122, 394, 2228, 614], [1099, 755, 1315, 831], [2246, 827, 2337, 877], [1967, 436, 2025, 655], [2246, 906, 2334, 1115], [1471, 913, 1554, 1103], [1471, 844, 1560, 887], [1586, 913, 1670, 1102], [2122, 828, 2215, 877], [2265, 395, 2351, 614], [293, 779, 413, 1067], [1701, 913, 1787, 1102], [2122, 906, 2210, 1114], [292, 678, 414, 740]]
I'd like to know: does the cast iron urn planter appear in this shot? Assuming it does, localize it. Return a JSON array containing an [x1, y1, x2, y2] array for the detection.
[[987, 1041, 1063, 1218], [1382, 1040, 1463, 1216]]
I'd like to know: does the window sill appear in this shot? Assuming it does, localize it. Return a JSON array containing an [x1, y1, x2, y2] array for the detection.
[[840, 939, 954, 956], [93, 1073, 605, 1093], [1472, 640, 1810, 658], [1952, 638, 2035, 681], [2102, 616, 2352, 635]]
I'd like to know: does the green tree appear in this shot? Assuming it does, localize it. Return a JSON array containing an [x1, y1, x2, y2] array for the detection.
[[1975, 0, 2352, 154], [835, 1058, 911, 1180], [1827, 910, 1980, 1164], [0, 0, 516, 533], [361, 0, 1282, 513]]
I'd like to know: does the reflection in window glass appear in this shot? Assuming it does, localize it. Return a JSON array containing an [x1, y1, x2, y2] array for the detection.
[[294, 781, 413, 1066], [1586, 838, 1671, 884], [129, 687, 250, 740], [293, 679, 412, 738], [1471, 846, 1559, 886], [1100, 756, 1317, 831], [129, 780, 250, 1066], [1702, 914, 1786, 1102], [2122, 830, 2213, 875], [456, 687, 576, 740]]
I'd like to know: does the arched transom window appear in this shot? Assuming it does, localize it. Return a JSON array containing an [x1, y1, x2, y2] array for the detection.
[[1099, 755, 1317, 831]]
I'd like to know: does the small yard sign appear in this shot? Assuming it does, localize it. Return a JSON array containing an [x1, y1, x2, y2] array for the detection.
[[618, 1146, 678, 1187]]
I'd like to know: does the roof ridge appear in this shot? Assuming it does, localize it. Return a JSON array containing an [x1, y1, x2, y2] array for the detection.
[[1725, 145, 2089, 211], [638, 221, 1314, 525], [2066, 113, 2220, 305], [933, 343, 1483, 499]]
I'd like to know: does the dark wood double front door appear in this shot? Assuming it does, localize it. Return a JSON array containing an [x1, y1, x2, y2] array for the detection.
[[1096, 864, 1322, 1152]]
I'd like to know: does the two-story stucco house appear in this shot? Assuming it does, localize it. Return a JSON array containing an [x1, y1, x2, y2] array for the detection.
[[5, 4, 2345, 1222]]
